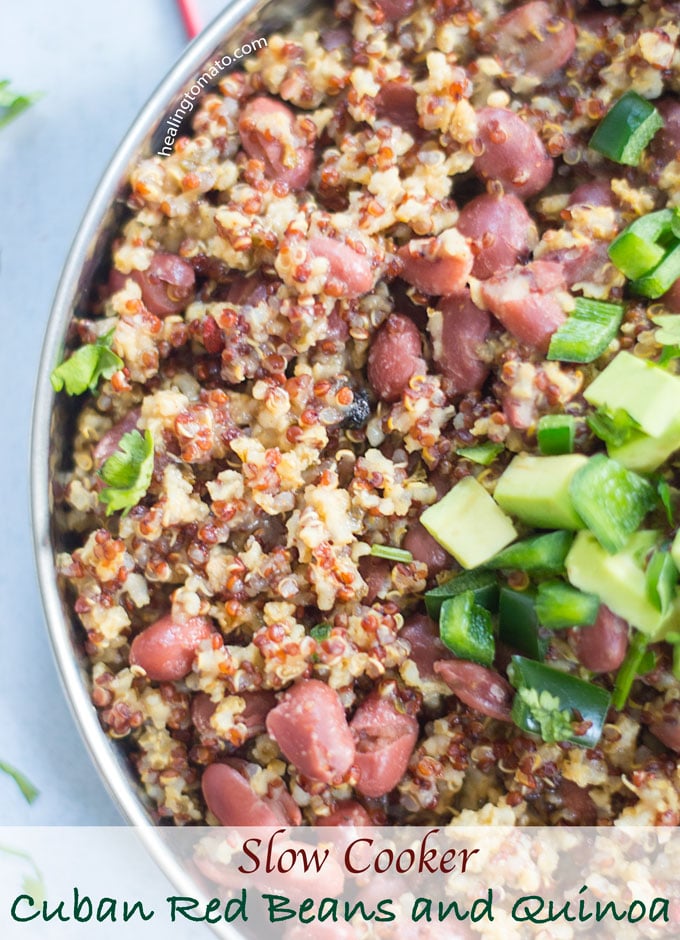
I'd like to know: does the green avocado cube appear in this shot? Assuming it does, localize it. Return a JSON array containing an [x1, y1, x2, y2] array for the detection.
[[566, 530, 680, 637], [608, 416, 680, 473], [493, 454, 587, 530], [584, 351, 680, 439], [420, 476, 517, 570]]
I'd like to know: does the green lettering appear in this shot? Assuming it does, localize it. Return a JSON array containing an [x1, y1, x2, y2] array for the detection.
[[411, 898, 431, 923], [650, 898, 670, 923], [264, 894, 296, 922], [512, 895, 545, 923], [123, 900, 154, 922], [11, 895, 39, 923]]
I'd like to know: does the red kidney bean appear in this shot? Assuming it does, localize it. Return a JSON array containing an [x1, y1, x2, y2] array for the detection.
[[350, 694, 419, 798], [359, 556, 392, 604], [402, 521, 452, 576], [227, 274, 269, 306], [457, 193, 537, 279], [433, 291, 491, 396], [133, 253, 195, 317], [649, 720, 680, 752], [650, 98, 680, 166], [202, 760, 301, 826], [315, 800, 372, 827], [129, 614, 214, 681], [193, 689, 277, 740], [568, 605, 629, 673], [93, 409, 141, 469], [662, 278, 680, 313], [239, 96, 314, 190], [434, 659, 514, 722], [542, 238, 611, 289], [474, 107, 553, 199], [400, 614, 450, 680], [492, 2, 576, 82], [308, 235, 374, 298], [556, 779, 597, 826], [397, 230, 473, 296], [568, 178, 615, 208], [367, 313, 425, 402], [266, 679, 355, 783], [477, 260, 567, 352], [321, 27, 352, 51], [375, 81, 419, 135], [375, 0, 415, 19]]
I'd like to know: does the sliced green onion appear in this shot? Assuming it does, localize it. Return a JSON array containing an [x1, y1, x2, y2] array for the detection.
[[612, 631, 648, 710], [439, 592, 495, 666], [631, 241, 680, 299], [456, 442, 504, 466], [537, 414, 576, 455], [548, 297, 624, 363], [658, 479, 674, 524], [424, 568, 499, 619], [589, 90, 664, 166], [535, 580, 600, 629], [608, 208, 676, 279], [486, 530, 573, 575], [508, 655, 611, 748], [499, 588, 547, 662], [369, 544, 413, 563], [645, 550, 677, 614], [569, 454, 656, 554]]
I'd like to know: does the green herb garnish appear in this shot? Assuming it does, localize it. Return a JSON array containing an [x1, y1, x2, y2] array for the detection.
[[98, 429, 154, 516], [51, 329, 123, 396], [0, 761, 39, 804], [0, 80, 41, 129], [310, 623, 332, 642]]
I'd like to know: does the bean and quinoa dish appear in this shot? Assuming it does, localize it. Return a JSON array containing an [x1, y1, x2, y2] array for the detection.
[[53, 0, 680, 827]]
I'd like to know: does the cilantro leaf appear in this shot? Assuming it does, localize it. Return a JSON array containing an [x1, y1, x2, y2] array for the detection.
[[50, 330, 123, 396], [98, 429, 154, 516], [310, 623, 332, 642], [0, 80, 41, 129], [651, 313, 680, 346], [516, 687, 574, 744], [0, 761, 39, 804], [456, 442, 504, 466], [587, 407, 639, 448]]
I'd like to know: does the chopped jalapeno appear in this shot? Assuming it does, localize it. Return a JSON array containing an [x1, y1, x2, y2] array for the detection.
[[508, 655, 611, 748], [608, 208, 676, 279], [456, 441, 504, 466], [535, 580, 600, 629], [631, 241, 680, 299], [424, 568, 499, 619], [547, 298, 624, 363], [645, 549, 678, 614], [439, 592, 495, 666], [569, 454, 656, 554], [589, 90, 664, 166], [486, 530, 573, 574], [499, 588, 547, 662], [537, 414, 576, 455]]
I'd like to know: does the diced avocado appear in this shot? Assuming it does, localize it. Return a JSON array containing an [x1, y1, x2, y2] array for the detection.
[[566, 529, 680, 637], [494, 454, 587, 530], [672, 530, 680, 575], [609, 416, 680, 473], [584, 351, 680, 439], [420, 476, 517, 570]]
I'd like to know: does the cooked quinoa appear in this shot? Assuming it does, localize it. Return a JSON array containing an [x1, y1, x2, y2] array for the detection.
[[54, 0, 680, 827]]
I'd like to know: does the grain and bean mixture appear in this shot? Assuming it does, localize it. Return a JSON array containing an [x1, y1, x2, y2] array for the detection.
[[54, 0, 680, 827]]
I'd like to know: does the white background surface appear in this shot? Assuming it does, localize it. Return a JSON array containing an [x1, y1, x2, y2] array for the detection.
[[0, 0, 226, 825]]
